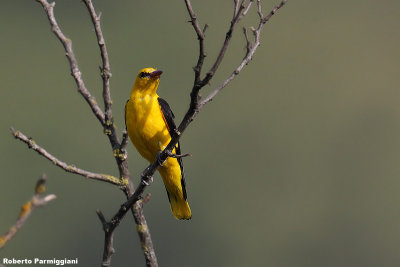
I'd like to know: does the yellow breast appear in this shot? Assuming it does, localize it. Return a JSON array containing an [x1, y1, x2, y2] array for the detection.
[[126, 93, 171, 162]]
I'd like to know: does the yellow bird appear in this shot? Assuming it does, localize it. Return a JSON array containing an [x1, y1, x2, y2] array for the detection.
[[125, 67, 191, 220]]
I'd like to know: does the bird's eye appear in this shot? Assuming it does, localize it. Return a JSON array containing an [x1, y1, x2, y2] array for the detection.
[[139, 72, 149, 78]]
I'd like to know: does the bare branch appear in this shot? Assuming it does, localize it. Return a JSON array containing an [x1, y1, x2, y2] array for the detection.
[[97, 202, 155, 267], [143, 193, 152, 204], [82, 2, 157, 265], [119, 130, 129, 155], [200, 0, 288, 106], [243, 27, 252, 58], [96, 189, 148, 255], [82, 0, 113, 127], [233, 0, 240, 17], [33, 1, 158, 266], [96, 210, 115, 267], [240, 0, 254, 20], [10, 128, 123, 186], [201, 0, 247, 85], [98, 193, 157, 267], [184, 0, 206, 84], [261, 0, 288, 24], [183, 0, 257, 120], [35, 0, 105, 125], [0, 174, 56, 250], [256, 0, 264, 19]]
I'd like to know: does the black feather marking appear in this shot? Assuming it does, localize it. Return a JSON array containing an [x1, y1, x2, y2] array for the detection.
[[158, 97, 188, 200], [158, 97, 176, 130], [166, 190, 171, 203], [124, 99, 130, 130]]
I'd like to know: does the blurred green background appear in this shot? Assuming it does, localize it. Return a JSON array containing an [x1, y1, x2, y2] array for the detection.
[[1, 0, 400, 266]]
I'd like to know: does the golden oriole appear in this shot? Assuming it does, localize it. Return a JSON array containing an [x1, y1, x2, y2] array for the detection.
[[125, 67, 191, 220]]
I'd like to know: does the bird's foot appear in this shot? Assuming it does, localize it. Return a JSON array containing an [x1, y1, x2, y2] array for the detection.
[[166, 151, 191, 159]]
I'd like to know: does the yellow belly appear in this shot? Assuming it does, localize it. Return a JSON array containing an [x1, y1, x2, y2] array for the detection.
[[126, 95, 171, 162]]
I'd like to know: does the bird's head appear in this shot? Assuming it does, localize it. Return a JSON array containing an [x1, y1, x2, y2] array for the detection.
[[133, 67, 163, 94]]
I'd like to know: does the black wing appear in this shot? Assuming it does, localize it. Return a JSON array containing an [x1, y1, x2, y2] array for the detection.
[[158, 97, 187, 200], [158, 97, 176, 132], [124, 99, 129, 130]]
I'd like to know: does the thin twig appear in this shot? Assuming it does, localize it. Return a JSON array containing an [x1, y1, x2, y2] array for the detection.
[[243, 27, 252, 58], [184, 0, 206, 84], [82, 0, 113, 129], [182, 0, 254, 120], [96, 210, 115, 267], [35, 0, 105, 126], [241, 0, 254, 19], [143, 193, 152, 204], [200, 0, 288, 106], [200, 0, 248, 86], [233, 0, 240, 17], [0, 174, 56, 250], [10, 128, 123, 186], [262, 0, 288, 23]]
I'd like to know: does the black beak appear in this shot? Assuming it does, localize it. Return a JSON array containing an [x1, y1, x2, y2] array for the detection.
[[149, 70, 163, 78]]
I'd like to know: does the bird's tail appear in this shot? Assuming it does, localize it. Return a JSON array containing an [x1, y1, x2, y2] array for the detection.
[[166, 190, 192, 220], [159, 166, 192, 220]]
